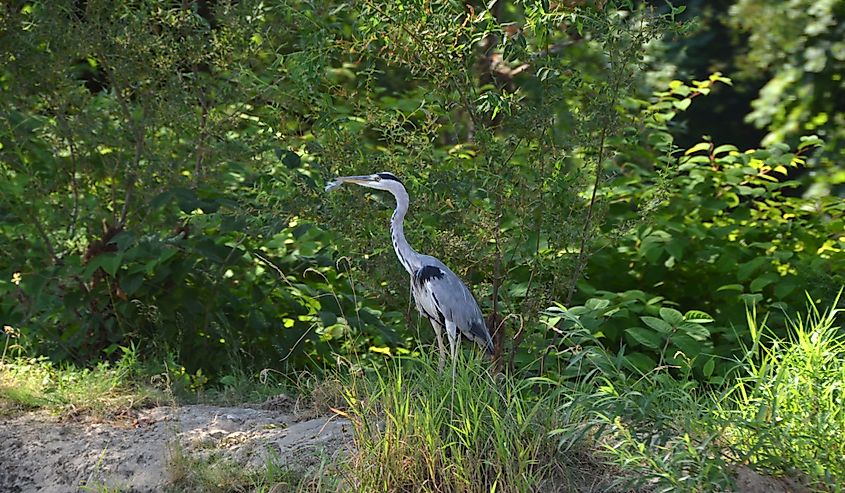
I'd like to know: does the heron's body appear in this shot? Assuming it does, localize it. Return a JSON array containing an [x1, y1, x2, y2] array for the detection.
[[326, 172, 494, 370], [410, 256, 494, 354]]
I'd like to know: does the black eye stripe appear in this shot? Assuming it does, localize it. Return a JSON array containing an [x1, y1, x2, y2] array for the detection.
[[376, 172, 403, 185]]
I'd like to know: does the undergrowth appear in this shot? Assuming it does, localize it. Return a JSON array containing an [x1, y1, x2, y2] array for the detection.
[[338, 295, 843, 493], [719, 298, 845, 490], [166, 441, 329, 493], [338, 351, 614, 493], [0, 344, 298, 416], [2, 297, 842, 493], [0, 344, 166, 417], [580, 295, 844, 492]]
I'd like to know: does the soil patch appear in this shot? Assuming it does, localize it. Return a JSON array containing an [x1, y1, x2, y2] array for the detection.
[[0, 403, 350, 492]]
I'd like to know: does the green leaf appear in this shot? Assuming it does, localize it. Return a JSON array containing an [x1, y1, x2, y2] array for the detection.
[[281, 150, 301, 169], [678, 322, 710, 341], [624, 352, 657, 373], [774, 278, 799, 299], [684, 310, 714, 324], [703, 358, 715, 378], [670, 333, 703, 357], [84, 253, 123, 278], [709, 73, 732, 85], [641, 316, 672, 333], [626, 327, 663, 349], [585, 298, 611, 311], [750, 273, 778, 292], [318, 311, 338, 326], [740, 293, 764, 305], [673, 98, 691, 111], [717, 284, 743, 292], [685, 142, 711, 155], [120, 273, 145, 296], [737, 257, 767, 281], [712, 144, 738, 156], [665, 238, 686, 260], [659, 307, 684, 325], [798, 135, 823, 150]]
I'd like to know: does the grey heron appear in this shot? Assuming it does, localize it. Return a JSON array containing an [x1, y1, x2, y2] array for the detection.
[[326, 172, 494, 373]]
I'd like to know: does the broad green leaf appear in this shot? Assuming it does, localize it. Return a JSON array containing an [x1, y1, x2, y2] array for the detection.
[[740, 293, 764, 305], [713, 144, 738, 156], [684, 142, 711, 155], [624, 352, 657, 373], [281, 150, 301, 169], [709, 73, 732, 85], [99, 254, 122, 277], [665, 238, 686, 260], [703, 358, 715, 377], [641, 316, 672, 333], [684, 310, 714, 324], [83, 253, 122, 278], [585, 298, 611, 311], [626, 327, 663, 349], [798, 135, 823, 150], [120, 273, 145, 296], [670, 333, 703, 357], [673, 98, 691, 111], [774, 278, 799, 299], [737, 257, 767, 281], [659, 307, 684, 325], [750, 273, 778, 292], [678, 322, 710, 341], [318, 311, 338, 326]]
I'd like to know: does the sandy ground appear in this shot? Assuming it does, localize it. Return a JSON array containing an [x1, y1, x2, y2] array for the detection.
[[0, 398, 807, 493], [0, 398, 350, 493]]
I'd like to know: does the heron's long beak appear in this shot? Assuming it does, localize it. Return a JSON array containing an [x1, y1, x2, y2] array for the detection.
[[337, 175, 375, 185], [325, 174, 377, 191]]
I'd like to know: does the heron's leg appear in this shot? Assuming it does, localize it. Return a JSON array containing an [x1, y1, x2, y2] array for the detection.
[[445, 320, 459, 383], [430, 319, 446, 372]]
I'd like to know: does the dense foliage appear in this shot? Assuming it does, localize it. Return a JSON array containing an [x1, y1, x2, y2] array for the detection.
[[1, 0, 842, 384]]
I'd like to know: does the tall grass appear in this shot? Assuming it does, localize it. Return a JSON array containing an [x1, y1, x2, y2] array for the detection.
[[557, 349, 733, 492], [718, 295, 845, 489], [581, 295, 845, 492], [339, 350, 597, 493]]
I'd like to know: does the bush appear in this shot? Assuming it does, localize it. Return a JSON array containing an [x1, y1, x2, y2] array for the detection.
[[562, 77, 844, 380]]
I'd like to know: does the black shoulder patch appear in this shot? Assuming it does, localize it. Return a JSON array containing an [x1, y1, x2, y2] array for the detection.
[[416, 265, 445, 285], [377, 172, 403, 185]]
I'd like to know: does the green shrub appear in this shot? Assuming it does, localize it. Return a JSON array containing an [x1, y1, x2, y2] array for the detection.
[[564, 77, 844, 379]]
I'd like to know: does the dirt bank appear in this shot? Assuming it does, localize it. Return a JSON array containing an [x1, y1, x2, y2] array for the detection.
[[0, 402, 350, 492]]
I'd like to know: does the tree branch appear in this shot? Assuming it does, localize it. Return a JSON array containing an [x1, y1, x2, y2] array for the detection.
[[113, 83, 146, 229], [565, 121, 608, 306], [56, 108, 81, 238], [26, 209, 59, 263]]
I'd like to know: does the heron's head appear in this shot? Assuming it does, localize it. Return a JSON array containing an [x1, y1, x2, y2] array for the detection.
[[326, 172, 405, 193]]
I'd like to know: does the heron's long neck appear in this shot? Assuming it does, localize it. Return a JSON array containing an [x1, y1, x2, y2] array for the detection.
[[390, 187, 421, 275]]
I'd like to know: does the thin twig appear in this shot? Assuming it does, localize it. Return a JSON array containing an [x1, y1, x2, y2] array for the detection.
[[26, 209, 59, 263], [564, 121, 608, 307], [56, 108, 81, 238], [108, 70, 146, 228]]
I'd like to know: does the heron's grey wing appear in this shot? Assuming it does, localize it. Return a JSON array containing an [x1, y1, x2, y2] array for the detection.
[[412, 264, 494, 354], [412, 267, 445, 325]]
